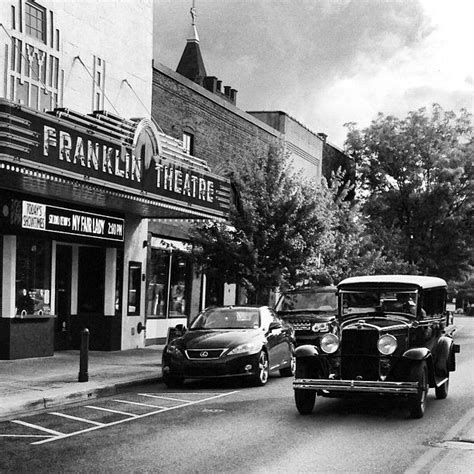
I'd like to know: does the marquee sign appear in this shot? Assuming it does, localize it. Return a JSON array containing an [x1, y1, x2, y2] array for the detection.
[[0, 100, 231, 219], [14, 200, 124, 241]]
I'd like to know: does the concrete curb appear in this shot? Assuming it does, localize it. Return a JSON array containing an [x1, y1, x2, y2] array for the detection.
[[0, 375, 162, 421]]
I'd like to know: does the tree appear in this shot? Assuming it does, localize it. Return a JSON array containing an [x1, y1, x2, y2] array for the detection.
[[191, 145, 334, 304], [345, 104, 473, 281], [306, 171, 416, 284]]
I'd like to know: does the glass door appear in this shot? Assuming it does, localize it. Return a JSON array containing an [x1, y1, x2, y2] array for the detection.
[[54, 245, 72, 350]]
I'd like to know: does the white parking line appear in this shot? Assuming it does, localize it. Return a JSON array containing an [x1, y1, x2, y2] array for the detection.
[[50, 412, 105, 426], [84, 406, 138, 417], [113, 399, 166, 409], [0, 434, 52, 438], [32, 391, 239, 445], [11, 420, 64, 436], [139, 394, 191, 403]]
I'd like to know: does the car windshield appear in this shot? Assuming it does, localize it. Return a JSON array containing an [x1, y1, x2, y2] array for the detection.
[[277, 290, 336, 311], [190, 308, 261, 330], [341, 290, 419, 317]]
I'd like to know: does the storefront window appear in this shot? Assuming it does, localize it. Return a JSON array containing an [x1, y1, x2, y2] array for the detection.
[[169, 253, 189, 317], [147, 248, 191, 319], [115, 249, 123, 315], [127, 262, 141, 315], [15, 235, 51, 316]]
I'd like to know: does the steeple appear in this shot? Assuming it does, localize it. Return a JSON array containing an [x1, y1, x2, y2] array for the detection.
[[176, 1, 207, 83]]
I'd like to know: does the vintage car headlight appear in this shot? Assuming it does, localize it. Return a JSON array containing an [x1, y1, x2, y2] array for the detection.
[[312, 322, 329, 333], [227, 341, 261, 356], [377, 334, 397, 355], [320, 333, 339, 354]]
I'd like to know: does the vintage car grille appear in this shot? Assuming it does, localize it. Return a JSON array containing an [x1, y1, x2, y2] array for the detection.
[[185, 349, 226, 360], [341, 328, 380, 380]]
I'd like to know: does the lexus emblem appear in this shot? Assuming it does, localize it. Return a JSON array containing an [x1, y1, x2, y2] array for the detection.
[[200, 351, 208, 358]]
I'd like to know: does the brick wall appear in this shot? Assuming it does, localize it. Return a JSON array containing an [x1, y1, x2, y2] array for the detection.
[[152, 64, 282, 174]]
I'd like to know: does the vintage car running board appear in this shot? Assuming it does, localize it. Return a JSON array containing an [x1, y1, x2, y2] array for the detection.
[[293, 378, 419, 394]]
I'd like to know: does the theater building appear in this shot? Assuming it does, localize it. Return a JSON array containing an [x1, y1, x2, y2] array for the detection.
[[0, 1, 231, 358]]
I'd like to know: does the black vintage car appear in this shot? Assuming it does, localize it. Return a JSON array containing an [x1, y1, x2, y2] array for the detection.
[[162, 305, 296, 387], [275, 285, 337, 347], [293, 275, 460, 418]]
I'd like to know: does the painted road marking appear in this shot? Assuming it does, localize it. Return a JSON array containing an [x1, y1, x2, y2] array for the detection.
[[139, 394, 191, 403], [31, 391, 239, 445], [50, 412, 105, 426], [11, 420, 64, 436], [0, 434, 51, 438], [112, 399, 166, 409], [84, 406, 139, 417]]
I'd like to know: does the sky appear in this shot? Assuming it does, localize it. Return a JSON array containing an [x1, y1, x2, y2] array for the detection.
[[153, 0, 473, 148]]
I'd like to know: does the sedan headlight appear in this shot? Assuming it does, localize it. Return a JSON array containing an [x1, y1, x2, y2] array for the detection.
[[165, 343, 182, 356], [227, 341, 261, 356], [312, 322, 329, 333], [377, 334, 397, 355], [320, 333, 339, 354]]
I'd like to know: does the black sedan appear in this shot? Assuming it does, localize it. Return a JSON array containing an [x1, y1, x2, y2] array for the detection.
[[162, 306, 296, 387]]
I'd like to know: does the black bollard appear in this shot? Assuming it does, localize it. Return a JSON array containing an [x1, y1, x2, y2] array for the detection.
[[78, 328, 89, 382]]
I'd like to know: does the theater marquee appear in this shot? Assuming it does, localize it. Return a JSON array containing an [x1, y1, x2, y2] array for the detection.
[[0, 100, 231, 220]]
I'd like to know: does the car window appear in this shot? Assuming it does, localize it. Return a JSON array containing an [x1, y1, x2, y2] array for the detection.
[[277, 291, 337, 311], [341, 290, 419, 317], [190, 307, 260, 329]]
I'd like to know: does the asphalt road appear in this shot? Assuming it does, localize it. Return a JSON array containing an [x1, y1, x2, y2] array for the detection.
[[1, 317, 473, 473]]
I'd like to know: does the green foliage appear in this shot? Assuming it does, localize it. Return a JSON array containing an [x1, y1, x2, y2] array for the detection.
[[345, 104, 473, 281], [191, 145, 333, 303]]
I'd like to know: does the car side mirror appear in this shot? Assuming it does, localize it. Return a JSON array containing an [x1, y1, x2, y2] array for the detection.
[[175, 324, 187, 336], [269, 321, 282, 331]]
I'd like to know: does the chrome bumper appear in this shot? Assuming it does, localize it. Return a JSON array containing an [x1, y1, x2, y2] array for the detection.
[[293, 378, 419, 394]]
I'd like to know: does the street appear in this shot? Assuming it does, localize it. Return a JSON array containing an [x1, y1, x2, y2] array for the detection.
[[1, 317, 473, 473]]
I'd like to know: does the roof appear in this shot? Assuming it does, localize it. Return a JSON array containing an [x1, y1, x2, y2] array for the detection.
[[338, 275, 447, 290]]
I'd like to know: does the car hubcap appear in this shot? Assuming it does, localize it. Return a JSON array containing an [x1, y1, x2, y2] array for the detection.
[[259, 354, 269, 383]]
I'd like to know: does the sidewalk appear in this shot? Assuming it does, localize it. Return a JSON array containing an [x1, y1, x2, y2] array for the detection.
[[0, 345, 164, 420]]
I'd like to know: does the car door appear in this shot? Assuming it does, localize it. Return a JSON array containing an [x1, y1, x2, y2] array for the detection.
[[262, 308, 287, 369]]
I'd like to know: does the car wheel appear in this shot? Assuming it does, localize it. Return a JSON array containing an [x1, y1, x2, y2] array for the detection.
[[251, 351, 269, 386], [408, 361, 428, 419], [435, 376, 449, 399], [295, 389, 316, 415], [163, 373, 184, 389], [280, 343, 296, 377]]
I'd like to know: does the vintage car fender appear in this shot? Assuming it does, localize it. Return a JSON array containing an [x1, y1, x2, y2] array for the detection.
[[402, 347, 431, 360], [432, 336, 457, 374], [402, 347, 436, 386], [295, 344, 319, 358]]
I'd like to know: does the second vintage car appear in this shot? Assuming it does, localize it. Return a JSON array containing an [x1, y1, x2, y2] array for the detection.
[[162, 305, 296, 387], [293, 275, 460, 418]]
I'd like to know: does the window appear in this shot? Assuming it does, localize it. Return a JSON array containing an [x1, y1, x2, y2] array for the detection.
[[147, 248, 191, 318], [127, 262, 142, 315], [182, 132, 194, 155], [25, 1, 46, 43], [15, 236, 51, 316]]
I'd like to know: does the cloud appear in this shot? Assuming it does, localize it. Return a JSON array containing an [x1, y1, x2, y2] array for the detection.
[[153, 0, 473, 147]]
